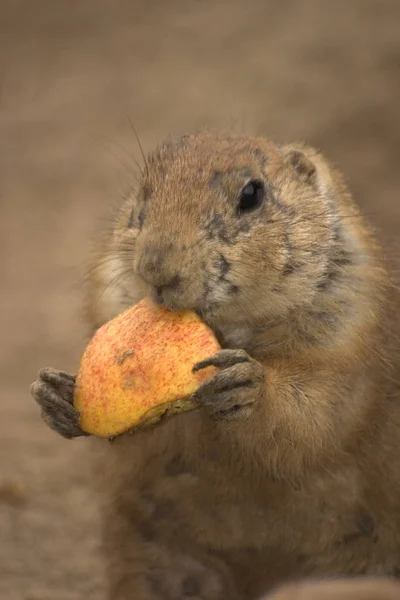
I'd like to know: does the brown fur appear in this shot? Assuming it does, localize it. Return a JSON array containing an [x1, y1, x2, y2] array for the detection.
[[31, 130, 400, 599]]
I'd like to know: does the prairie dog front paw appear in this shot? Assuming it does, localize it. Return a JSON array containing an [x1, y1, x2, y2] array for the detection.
[[30, 368, 88, 439], [192, 349, 265, 420]]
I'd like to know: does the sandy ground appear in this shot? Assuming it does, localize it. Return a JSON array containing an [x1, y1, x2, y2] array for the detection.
[[1, 1, 399, 598]]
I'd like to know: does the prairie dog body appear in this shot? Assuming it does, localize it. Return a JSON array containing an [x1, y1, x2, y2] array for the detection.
[[32, 131, 400, 599]]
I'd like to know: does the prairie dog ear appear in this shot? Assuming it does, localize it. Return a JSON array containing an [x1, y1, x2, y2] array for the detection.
[[282, 145, 317, 186]]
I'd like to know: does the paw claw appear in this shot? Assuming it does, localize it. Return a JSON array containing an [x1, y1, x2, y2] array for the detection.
[[193, 349, 250, 373], [192, 352, 264, 421], [212, 404, 250, 421], [193, 364, 256, 401], [39, 367, 76, 388]]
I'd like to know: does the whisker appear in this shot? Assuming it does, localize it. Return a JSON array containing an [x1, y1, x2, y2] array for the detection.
[[92, 131, 144, 176], [79, 253, 133, 282], [106, 147, 141, 183], [127, 116, 149, 179], [97, 267, 134, 305], [107, 139, 144, 176]]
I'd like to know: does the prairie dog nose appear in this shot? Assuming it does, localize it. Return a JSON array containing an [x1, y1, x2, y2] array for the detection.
[[137, 244, 180, 289]]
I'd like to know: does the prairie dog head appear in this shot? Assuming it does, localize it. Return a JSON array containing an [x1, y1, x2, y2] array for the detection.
[[100, 131, 374, 344]]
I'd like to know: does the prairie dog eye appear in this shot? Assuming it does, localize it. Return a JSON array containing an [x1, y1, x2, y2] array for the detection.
[[237, 179, 264, 215]]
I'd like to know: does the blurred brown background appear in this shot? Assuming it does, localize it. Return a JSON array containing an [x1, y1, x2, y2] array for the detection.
[[0, 1, 399, 598]]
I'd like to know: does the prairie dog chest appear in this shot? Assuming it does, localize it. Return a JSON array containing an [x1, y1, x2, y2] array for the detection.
[[98, 415, 379, 555]]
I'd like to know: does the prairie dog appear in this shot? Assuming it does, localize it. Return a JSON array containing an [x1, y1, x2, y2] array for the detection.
[[31, 131, 400, 599]]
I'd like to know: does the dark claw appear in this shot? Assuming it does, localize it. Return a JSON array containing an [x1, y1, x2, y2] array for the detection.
[[193, 378, 255, 403], [213, 404, 250, 421], [197, 388, 253, 414], [39, 367, 76, 386], [192, 349, 250, 373], [192, 363, 256, 403], [191, 349, 263, 421]]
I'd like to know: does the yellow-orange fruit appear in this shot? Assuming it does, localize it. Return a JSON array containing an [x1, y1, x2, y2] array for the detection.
[[73, 298, 221, 437]]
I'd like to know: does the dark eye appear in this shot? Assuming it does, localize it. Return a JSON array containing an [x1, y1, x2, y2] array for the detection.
[[237, 179, 264, 215]]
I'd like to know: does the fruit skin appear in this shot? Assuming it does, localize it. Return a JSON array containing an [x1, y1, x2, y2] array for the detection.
[[73, 298, 221, 438]]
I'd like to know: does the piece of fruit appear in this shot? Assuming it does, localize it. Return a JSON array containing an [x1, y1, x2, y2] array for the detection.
[[73, 298, 221, 438]]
